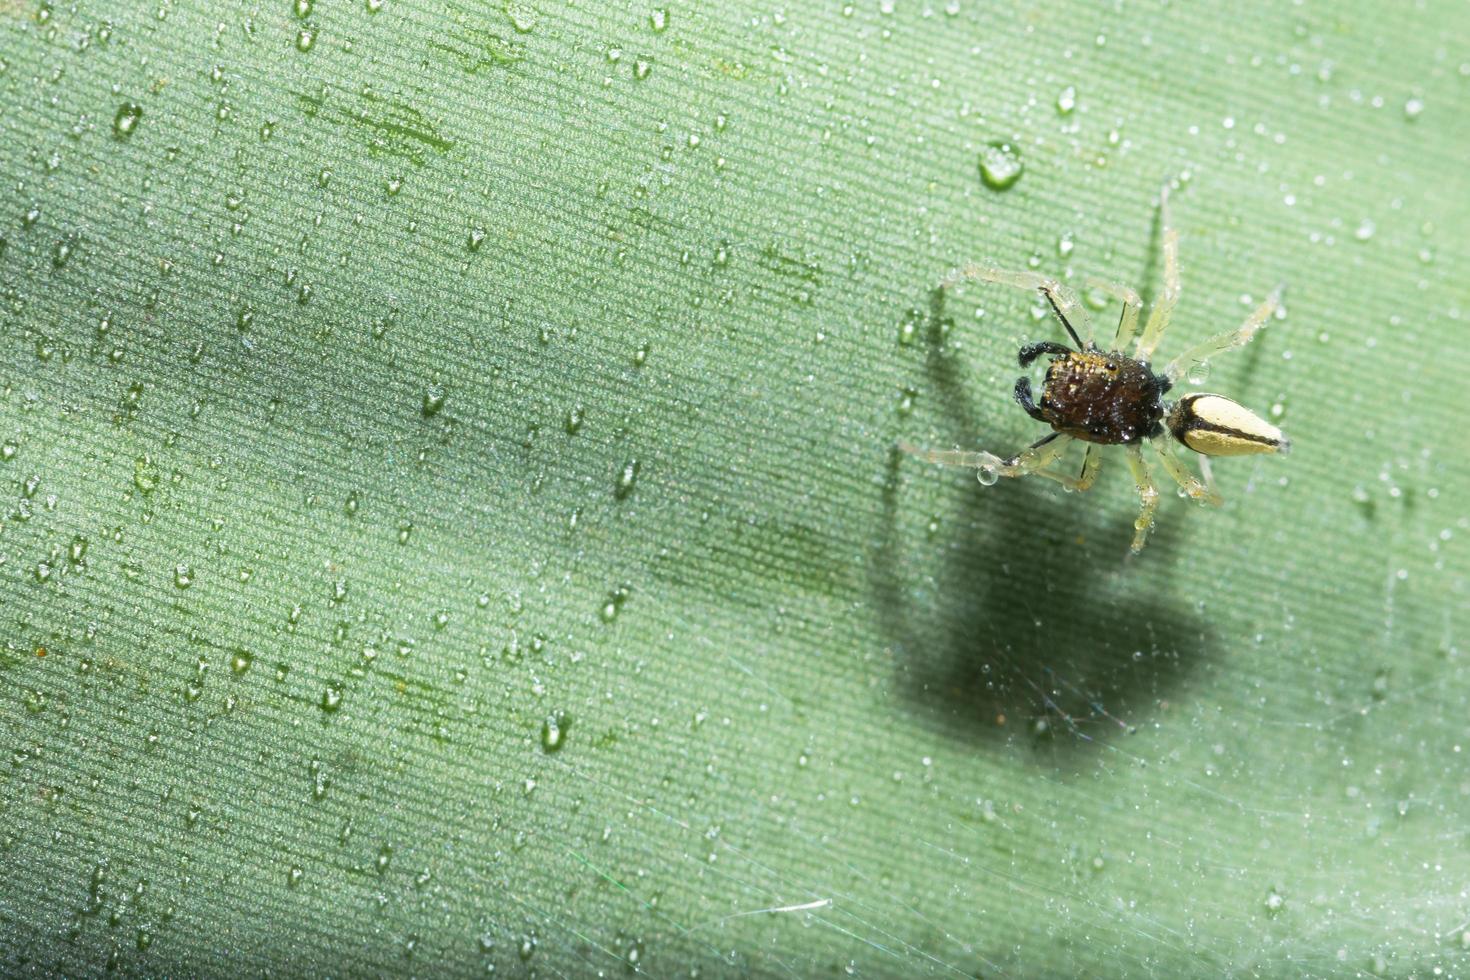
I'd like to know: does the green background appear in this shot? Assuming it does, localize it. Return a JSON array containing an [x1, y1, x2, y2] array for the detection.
[[3, 0, 1467, 975]]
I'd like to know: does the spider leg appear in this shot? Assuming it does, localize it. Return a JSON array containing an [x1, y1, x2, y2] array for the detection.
[[1084, 276, 1142, 352], [1034, 442, 1102, 491], [898, 432, 1071, 481], [1018, 341, 1072, 366], [1013, 377, 1048, 423], [1162, 286, 1282, 384], [1152, 435, 1222, 506], [1123, 444, 1161, 554], [1135, 183, 1182, 361], [940, 264, 1092, 348]]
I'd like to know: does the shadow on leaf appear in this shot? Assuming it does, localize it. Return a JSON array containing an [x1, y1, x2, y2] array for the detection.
[[871, 286, 1214, 762]]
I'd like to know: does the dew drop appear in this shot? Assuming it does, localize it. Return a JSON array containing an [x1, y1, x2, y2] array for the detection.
[[422, 384, 446, 416], [978, 141, 1023, 191], [296, 27, 316, 52], [540, 711, 570, 753], [1056, 85, 1076, 115], [564, 403, 584, 434], [600, 585, 631, 623], [1403, 97, 1424, 120], [173, 563, 193, 589], [614, 458, 640, 499], [113, 103, 142, 138], [976, 464, 999, 486], [505, 1, 537, 32], [468, 226, 486, 251], [649, 8, 668, 31], [230, 649, 253, 675], [897, 307, 922, 346], [133, 455, 159, 493], [321, 684, 343, 712], [1185, 360, 1211, 385], [1354, 218, 1375, 242]]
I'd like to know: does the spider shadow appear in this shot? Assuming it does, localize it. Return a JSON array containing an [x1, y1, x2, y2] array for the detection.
[[872, 287, 1214, 761]]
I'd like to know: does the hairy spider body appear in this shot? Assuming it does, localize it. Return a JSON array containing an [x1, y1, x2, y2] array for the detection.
[[1021, 348, 1170, 446], [900, 183, 1290, 554]]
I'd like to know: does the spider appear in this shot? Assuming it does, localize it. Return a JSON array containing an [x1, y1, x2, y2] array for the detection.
[[900, 184, 1290, 553]]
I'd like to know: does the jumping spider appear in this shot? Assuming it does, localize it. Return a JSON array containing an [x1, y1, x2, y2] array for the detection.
[[901, 184, 1290, 553]]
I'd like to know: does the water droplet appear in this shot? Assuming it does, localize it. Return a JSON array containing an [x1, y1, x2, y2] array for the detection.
[[1403, 97, 1424, 120], [897, 307, 922, 346], [321, 684, 343, 712], [468, 226, 486, 251], [288, 866, 304, 887], [173, 563, 193, 589], [632, 343, 650, 367], [614, 459, 640, 499], [1, 441, 16, 461], [230, 649, 253, 675], [600, 585, 630, 622], [296, 27, 316, 52], [1354, 218, 1375, 242], [649, 8, 668, 31], [1263, 887, 1285, 915], [422, 384, 446, 416], [976, 464, 999, 486], [540, 711, 570, 752], [1056, 85, 1076, 115], [978, 141, 1023, 191], [113, 103, 142, 138], [1185, 360, 1211, 385], [896, 386, 917, 417], [344, 491, 359, 516], [564, 403, 584, 434], [505, 1, 537, 32], [133, 455, 159, 493]]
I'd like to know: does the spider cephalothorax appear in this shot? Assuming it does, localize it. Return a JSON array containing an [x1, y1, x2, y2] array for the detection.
[[1020, 344, 1170, 446], [900, 184, 1290, 553]]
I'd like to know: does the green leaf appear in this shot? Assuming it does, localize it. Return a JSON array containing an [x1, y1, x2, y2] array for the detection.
[[3, 1, 1466, 974]]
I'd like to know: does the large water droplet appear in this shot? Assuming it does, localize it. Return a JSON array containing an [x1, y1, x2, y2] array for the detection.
[[978, 141, 1023, 191], [976, 464, 999, 486], [113, 103, 142, 138]]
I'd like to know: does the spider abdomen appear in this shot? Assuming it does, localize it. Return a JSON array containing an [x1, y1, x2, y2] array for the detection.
[[1037, 350, 1167, 444]]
